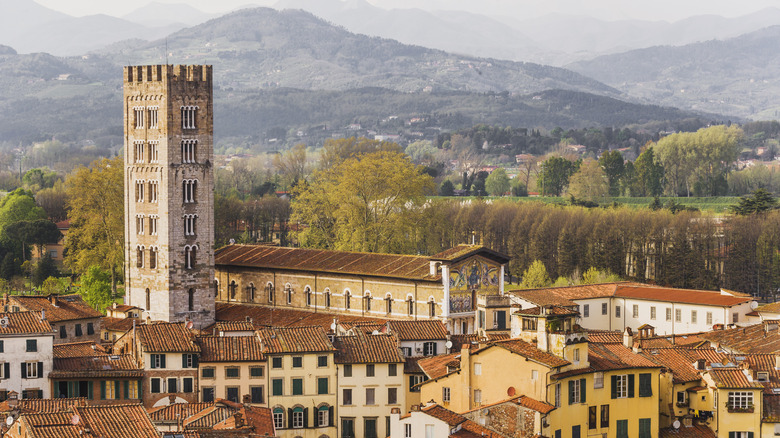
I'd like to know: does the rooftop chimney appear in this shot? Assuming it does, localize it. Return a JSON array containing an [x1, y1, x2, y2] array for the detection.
[[49, 295, 57, 307], [234, 412, 244, 428], [622, 327, 634, 349], [40, 310, 45, 321]]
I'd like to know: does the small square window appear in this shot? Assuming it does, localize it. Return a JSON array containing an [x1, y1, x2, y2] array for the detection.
[[202, 367, 215, 379], [344, 364, 352, 377], [318, 355, 328, 367], [292, 356, 303, 368], [388, 363, 397, 376], [272, 357, 282, 369], [366, 364, 375, 377], [26, 340, 37, 352], [225, 367, 240, 379], [250, 366, 264, 378]]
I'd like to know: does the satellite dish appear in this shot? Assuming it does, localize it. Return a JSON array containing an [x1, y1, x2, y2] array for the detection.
[[673, 420, 680, 430], [330, 322, 336, 330], [750, 301, 758, 310], [6, 416, 13, 426], [0, 316, 9, 328], [445, 340, 453, 349]]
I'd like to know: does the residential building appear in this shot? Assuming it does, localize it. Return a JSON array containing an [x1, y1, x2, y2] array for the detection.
[[214, 244, 510, 335], [102, 303, 142, 342], [258, 326, 337, 438], [510, 283, 754, 335], [4, 294, 102, 344], [461, 396, 556, 438], [388, 403, 503, 438], [4, 403, 159, 438], [123, 64, 216, 327], [49, 341, 143, 403], [30, 219, 69, 266], [699, 320, 780, 354], [196, 334, 267, 406], [0, 311, 54, 400], [112, 321, 200, 407], [334, 330, 406, 438]]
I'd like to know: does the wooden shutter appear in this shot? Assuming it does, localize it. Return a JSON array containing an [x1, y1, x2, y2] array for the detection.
[[568, 380, 575, 405], [21, 363, 26, 379], [639, 373, 652, 397], [88, 381, 94, 400], [303, 408, 309, 428], [37, 390, 42, 399], [3, 363, 9, 380], [114, 381, 121, 399], [37, 362, 43, 378], [124, 381, 130, 399], [100, 381, 106, 399], [150, 355, 156, 369], [182, 354, 188, 368], [628, 374, 635, 398], [193, 355, 199, 368], [328, 406, 334, 427], [580, 378, 586, 403], [160, 354, 166, 369], [288, 408, 293, 429], [610, 375, 617, 399]]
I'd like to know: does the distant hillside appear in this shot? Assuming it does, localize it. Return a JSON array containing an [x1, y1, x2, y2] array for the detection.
[[567, 26, 780, 119], [102, 7, 618, 96]]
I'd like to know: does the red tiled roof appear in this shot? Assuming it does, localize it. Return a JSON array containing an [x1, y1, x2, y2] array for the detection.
[[698, 322, 780, 354], [417, 353, 461, 380], [387, 320, 448, 341], [516, 395, 555, 414], [405, 357, 424, 374], [708, 368, 763, 389], [214, 320, 255, 332], [429, 245, 510, 264], [482, 339, 569, 368], [510, 289, 578, 307], [135, 322, 200, 353], [50, 355, 143, 379], [514, 305, 578, 316], [102, 317, 136, 333], [148, 402, 214, 422], [334, 332, 405, 364], [0, 311, 52, 334], [54, 341, 107, 358], [75, 404, 159, 438], [214, 302, 387, 332], [640, 348, 727, 384], [256, 326, 335, 354], [0, 398, 87, 414], [112, 304, 138, 312], [10, 295, 102, 322], [756, 302, 780, 314], [659, 424, 717, 438], [764, 394, 780, 422], [215, 244, 440, 281], [614, 285, 751, 307], [420, 404, 503, 438], [421, 404, 467, 426], [197, 336, 265, 362]]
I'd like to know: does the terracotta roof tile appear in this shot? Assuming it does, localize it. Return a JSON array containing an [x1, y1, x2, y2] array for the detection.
[[708, 368, 762, 389], [197, 336, 265, 362], [10, 295, 102, 322], [764, 394, 780, 422], [148, 402, 214, 422], [53, 341, 108, 358], [659, 424, 717, 438], [102, 317, 137, 333], [421, 404, 467, 426], [0, 398, 88, 414], [510, 289, 578, 307], [756, 302, 780, 314], [256, 326, 335, 354], [215, 244, 440, 281], [639, 348, 727, 383], [417, 353, 461, 379], [387, 320, 448, 341], [0, 311, 52, 334], [483, 339, 569, 368], [214, 302, 387, 332], [699, 322, 780, 354], [514, 305, 578, 316], [420, 404, 503, 438], [516, 395, 555, 414], [214, 320, 255, 332], [404, 356, 424, 374], [614, 285, 751, 307], [74, 404, 159, 438], [429, 245, 510, 264], [134, 322, 200, 353], [334, 332, 405, 364], [50, 355, 143, 379]]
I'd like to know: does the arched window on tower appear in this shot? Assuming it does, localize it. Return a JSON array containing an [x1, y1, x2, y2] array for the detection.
[[248, 283, 256, 301], [285, 284, 293, 305], [136, 245, 144, 268], [266, 283, 275, 303], [324, 289, 331, 308], [229, 281, 238, 300], [185, 245, 197, 269], [364, 292, 372, 312], [385, 294, 393, 314], [428, 298, 436, 317], [304, 287, 312, 307], [149, 247, 158, 270], [407, 297, 414, 316], [344, 291, 351, 310], [188, 288, 195, 311]]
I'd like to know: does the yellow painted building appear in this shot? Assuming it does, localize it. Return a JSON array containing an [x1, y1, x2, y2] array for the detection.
[[334, 331, 406, 438], [196, 334, 267, 406], [259, 326, 338, 438], [702, 368, 763, 438]]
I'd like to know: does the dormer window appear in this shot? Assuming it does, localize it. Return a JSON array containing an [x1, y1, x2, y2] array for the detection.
[[758, 372, 770, 382]]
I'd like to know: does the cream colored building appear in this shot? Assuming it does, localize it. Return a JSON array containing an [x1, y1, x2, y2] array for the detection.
[[196, 334, 266, 406], [259, 326, 338, 438], [334, 330, 406, 438], [214, 244, 509, 335], [0, 311, 54, 401]]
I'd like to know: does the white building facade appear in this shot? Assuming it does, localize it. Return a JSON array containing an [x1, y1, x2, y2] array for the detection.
[[0, 311, 54, 400]]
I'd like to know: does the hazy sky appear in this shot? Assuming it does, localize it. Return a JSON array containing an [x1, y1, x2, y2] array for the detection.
[[35, 0, 780, 22]]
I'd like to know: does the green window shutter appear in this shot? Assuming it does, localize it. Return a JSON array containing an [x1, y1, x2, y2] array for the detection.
[[114, 381, 121, 399], [67, 381, 75, 398], [193, 355, 199, 368], [638, 418, 651, 438], [87, 381, 93, 400], [150, 355, 156, 369], [611, 375, 618, 399], [160, 354, 166, 369], [124, 381, 129, 399], [293, 378, 303, 395], [37, 362, 43, 378], [628, 374, 635, 398], [100, 381, 106, 400], [617, 420, 628, 438], [580, 378, 586, 403], [639, 373, 652, 397], [273, 379, 283, 396], [748, 433, 754, 438], [182, 354, 188, 368], [37, 390, 42, 399], [728, 433, 735, 438], [568, 380, 575, 405], [318, 378, 328, 395]]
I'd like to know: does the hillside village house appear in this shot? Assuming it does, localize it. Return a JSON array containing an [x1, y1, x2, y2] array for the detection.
[[511, 283, 755, 336], [196, 334, 266, 406], [112, 322, 200, 408], [214, 244, 510, 335], [101, 303, 142, 342], [0, 311, 54, 400]]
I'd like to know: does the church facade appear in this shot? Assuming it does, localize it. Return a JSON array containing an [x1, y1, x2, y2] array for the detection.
[[214, 244, 509, 334]]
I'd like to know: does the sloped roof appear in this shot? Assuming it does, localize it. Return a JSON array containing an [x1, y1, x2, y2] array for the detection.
[[387, 320, 448, 341], [135, 322, 200, 353], [54, 341, 107, 358], [554, 343, 660, 379], [197, 336, 265, 362], [659, 424, 717, 438], [461, 395, 555, 415], [215, 244, 440, 281], [708, 368, 762, 389], [214, 321, 255, 332], [756, 302, 780, 314], [148, 402, 214, 422], [334, 332, 404, 364], [417, 353, 461, 380], [510, 289, 578, 307], [0, 311, 52, 335], [75, 404, 159, 438], [698, 322, 780, 354], [10, 295, 102, 322], [420, 404, 503, 438], [429, 245, 510, 264], [102, 317, 136, 333], [51, 355, 143, 379], [0, 398, 87, 414], [481, 339, 569, 368], [256, 326, 335, 354], [515, 305, 578, 316], [214, 302, 387, 332]]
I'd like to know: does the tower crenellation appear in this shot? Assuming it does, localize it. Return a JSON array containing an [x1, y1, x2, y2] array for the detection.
[[123, 64, 215, 328]]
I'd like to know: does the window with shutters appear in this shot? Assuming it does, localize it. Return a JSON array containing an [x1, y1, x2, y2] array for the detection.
[[343, 364, 352, 377], [271, 378, 284, 396], [366, 364, 375, 377], [638, 418, 651, 438], [442, 387, 451, 403], [26, 340, 37, 352], [251, 386, 264, 403], [318, 405, 330, 427], [150, 378, 161, 393], [181, 377, 193, 393], [568, 378, 585, 404], [365, 417, 378, 438], [317, 377, 328, 395], [292, 378, 303, 395], [150, 354, 166, 369], [388, 387, 398, 404], [317, 355, 327, 367], [87, 323, 94, 335], [639, 373, 653, 397], [614, 374, 629, 398], [423, 341, 437, 356], [292, 356, 303, 368], [600, 404, 609, 428], [273, 408, 284, 429], [615, 305, 621, 317], [75, 324, 82, 337], [366, 388, 375, 405], [601, 303, 608, 315], [226, 386, 239, 402], [168, 378, 178, 393], [389, 363, 397, 376], [103, 381, 117, 400], [128, 380, 139, 399], [202, 387, 215, 402], [0, 340, 4, 352], [250, 366, 264, 378], [342, 418, 355, 438], [0, 362, 5, 379], [225, 367, 240, 379], [409, 375, 426, 392], [202, 367, 215, 379], [616, 420, 628, 438]]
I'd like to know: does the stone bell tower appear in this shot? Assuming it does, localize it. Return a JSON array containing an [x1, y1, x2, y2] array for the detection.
[[123, 65, 215, 327]]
